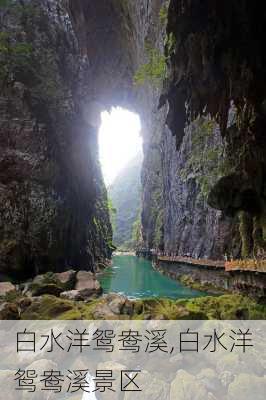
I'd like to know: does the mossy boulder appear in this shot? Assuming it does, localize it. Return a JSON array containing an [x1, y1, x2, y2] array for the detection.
[[180, 294, 266, 319], [27, 270, 76, 297], [20, 295, 99, 320], [0, 302, 19, 319]]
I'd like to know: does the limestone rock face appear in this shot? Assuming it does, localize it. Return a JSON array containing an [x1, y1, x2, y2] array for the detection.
[[164, 0, 266, 258], [0, 0, 113, 278], [1, 0, 264, 274], [161, 122, 238, 259]]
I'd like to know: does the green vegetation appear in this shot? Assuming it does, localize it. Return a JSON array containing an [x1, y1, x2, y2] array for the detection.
[[159, 1, 170, 26], [107, 197, 117, 231], [0, 0, 12, 8], [154, 209, 163, 248], [0, 0, 69, 110], [165, 32, 176, 57], [133, 2, 176, 88], [108, 154, 142, 250], [19, 294, 266, 320], [21, 295, 99, 320], [179, 294, 266, 320], [180, 118, 232, 198], [0, 30, 33, 84], [239, 211, 253, 258], [0, 1, 41, 85], [134, 42, 167, 87], [179, 275, 227, 295], [131, 212, 142, 249]]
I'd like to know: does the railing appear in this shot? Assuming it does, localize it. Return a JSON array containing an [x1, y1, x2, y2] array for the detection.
[[225, 259, 266, 273], [157, 255, 266, 273], [157, 255, 225, 269]]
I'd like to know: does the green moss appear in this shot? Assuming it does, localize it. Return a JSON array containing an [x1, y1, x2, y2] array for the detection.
[[18, 293, 266, 320], [27, 271, 74, 297], [4, 290, 23, 303], [239, 211, 253, 258], [180, 117, 232, 199], [21, 295, 100, 320], [134, 42, 166, 87], [131, 295, 266, 320], [0, 3, 35, 84], [159, 2, 170, 26], [180, 294, 266, 320], [179, 275, 226, 295], [21, 295, 74, 319], [153, 209, 163, 249]]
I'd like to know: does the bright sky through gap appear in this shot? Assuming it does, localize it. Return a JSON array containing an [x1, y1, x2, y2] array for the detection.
[[98, 107, 142, 186]]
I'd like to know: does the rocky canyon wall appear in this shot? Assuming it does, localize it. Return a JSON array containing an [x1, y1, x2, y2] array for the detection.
[[1, 0, 263, 282], [164, 0, 266, 259], [133, 1, 238, 259], [0, 0, 113, 279]]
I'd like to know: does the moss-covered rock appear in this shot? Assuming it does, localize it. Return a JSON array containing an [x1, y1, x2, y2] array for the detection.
[[4, 292, 266, 320], [0, 302, 19, 319], [20, 295, 99, 320], [27, 272, 71, 297], [180, 294, 266, 320]]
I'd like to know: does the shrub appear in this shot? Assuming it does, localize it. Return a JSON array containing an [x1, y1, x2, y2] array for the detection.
[[134, 42, 167, 87]]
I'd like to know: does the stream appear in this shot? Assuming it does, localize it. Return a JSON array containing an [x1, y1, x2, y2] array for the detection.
[[99, 255, 206, 299]]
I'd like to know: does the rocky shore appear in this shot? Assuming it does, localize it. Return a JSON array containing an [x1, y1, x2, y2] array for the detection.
[[0, 270, 266, 320]]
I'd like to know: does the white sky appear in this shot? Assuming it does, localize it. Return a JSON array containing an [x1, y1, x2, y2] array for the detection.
[[98, 107, 142, 186]]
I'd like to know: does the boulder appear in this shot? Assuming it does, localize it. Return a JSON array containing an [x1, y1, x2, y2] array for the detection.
[[17, 297, 32, 313], [93, 304, 117, 319], [60, 290, 81, 301], [108, 296, 126, 314], [27, 272, 70, 297], [0, 282, 16, 298], [61, 288, 102, 302], [75, 271, 102, 295], [29, 283, 63, 297], [0, 302, 19, 319], [93, 293, 134, 319], [54, 270, 76, 288]]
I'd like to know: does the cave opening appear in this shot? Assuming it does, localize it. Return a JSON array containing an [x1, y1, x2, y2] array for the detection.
[[98, 106, 143, 251], [98, 107, 142, 186]]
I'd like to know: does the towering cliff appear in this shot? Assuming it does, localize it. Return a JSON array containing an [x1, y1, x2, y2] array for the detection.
[[1, 0, 265, 281], [163, 0, 266, 259], [131, 1, 237, 259], [0, 0, 113, 279]]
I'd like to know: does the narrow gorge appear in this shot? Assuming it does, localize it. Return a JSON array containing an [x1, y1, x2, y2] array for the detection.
[[0, 0, 266, 319]]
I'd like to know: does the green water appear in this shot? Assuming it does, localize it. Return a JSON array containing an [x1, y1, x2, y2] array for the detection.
[[99, 255, 207, 299]]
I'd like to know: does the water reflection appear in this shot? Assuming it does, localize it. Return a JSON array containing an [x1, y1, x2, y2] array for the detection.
[[99, 255, 206, 299]]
